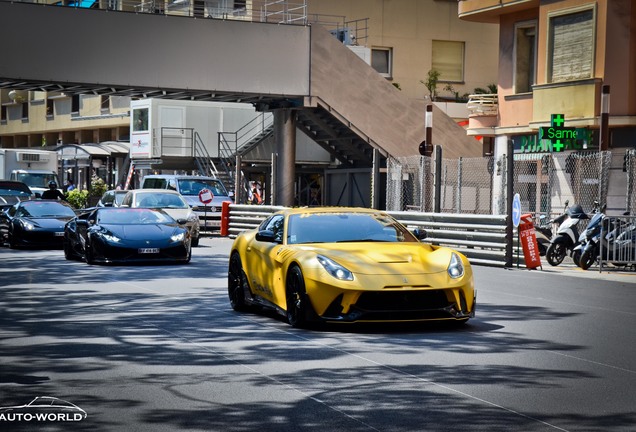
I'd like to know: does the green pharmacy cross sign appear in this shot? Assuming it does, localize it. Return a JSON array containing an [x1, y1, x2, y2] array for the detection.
[[538, 114, 580, 152]]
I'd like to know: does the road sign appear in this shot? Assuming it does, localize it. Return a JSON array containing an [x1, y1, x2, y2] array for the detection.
[[198, 188, 213, 205], [512, 193, 521, 227]]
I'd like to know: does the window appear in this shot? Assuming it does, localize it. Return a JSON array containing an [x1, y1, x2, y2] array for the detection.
[[514, 21, 537, 93], [132, 108, 149, 132], [21, 102, 28, 120], [432, 40, 465, 82], [101, 95, 110, 113], [46, 99, 54, 119], [548, 8, 595, 83], [371, 47, 392, 78], [71, 94, 80, 115]]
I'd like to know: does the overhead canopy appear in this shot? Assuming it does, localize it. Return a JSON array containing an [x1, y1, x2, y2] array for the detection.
[[56, 142, 130, 160]]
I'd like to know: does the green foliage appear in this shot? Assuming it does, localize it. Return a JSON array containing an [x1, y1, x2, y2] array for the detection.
[[473, 84, 498, 94], [420, 69, 440, 101], [66, 189, 89, 209], [90, 176, 108, 198]]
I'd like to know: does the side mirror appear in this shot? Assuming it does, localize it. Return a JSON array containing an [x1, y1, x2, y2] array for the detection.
[[176, 218, 188, 225], [35, 192, 42, 198], [255, 229, 280, 243], [412, 228, 427, 240]]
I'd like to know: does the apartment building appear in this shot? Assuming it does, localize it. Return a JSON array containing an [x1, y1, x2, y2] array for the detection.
[[459, 0, 636, 213]]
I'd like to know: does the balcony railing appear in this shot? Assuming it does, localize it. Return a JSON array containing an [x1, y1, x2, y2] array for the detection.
[[467, 94, 498, 116]]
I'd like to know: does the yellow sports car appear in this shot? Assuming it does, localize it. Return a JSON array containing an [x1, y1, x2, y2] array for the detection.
[[228, 207, 475, 328]]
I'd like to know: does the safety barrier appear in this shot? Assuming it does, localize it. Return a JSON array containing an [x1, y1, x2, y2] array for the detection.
[[221, 204, 511, 267], [599, 215, 636, 271]]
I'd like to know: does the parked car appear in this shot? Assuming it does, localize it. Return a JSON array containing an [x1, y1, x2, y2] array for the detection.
[[141, 175, 232, 231], [64, 207, 191, 265], [120, 189, 200, 246], [228, 207, 475, 328], [97, 189, 128, 208], [0, 180, 33, 208], [1, 199, 76, 249]]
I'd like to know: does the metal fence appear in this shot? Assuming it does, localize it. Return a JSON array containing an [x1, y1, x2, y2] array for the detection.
[[599, 215, 636, 271], [387, 151, 618, 225]]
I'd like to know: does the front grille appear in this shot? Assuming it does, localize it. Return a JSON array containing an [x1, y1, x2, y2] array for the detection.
[[355, 290, 450, 311]]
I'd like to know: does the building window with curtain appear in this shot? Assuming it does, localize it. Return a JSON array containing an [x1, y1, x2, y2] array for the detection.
[[371, 47, 392, 78], [548, 7, 595, 83], [514, 21, 537, 94], [432, 40, 465, 83]]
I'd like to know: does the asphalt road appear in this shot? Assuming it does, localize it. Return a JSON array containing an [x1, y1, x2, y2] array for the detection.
[[1, 237, 635, 432]]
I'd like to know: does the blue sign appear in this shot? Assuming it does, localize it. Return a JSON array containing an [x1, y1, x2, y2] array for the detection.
[[512, 193, 521, 227]]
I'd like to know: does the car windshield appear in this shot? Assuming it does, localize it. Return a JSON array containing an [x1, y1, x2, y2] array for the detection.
[[286, 212, 418, 244], [14, 173, 58, 188], [18, 201, 75, 218], [97, 208, 175, 225], [134, 193, 188, 209], [177, 179, 227, 197]]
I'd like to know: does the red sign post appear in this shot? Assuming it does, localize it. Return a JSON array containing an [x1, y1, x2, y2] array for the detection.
[[198, 188, 213, 205], [519, 213, 542, 269]]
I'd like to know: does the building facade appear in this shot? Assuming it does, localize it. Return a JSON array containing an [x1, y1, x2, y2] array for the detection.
[[459, 0, 636, 214]]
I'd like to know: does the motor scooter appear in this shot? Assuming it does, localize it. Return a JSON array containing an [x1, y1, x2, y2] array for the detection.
[[534, 214, 553, 257], [545, 201, 594, 266]]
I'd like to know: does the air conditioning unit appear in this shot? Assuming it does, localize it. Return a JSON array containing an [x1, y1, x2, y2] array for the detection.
[[17, 152, 49, 163]]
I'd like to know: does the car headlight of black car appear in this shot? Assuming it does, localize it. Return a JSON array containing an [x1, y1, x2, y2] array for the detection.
[[447, 252, 464, 279], [317, 255, 354, 281], [170, 232, 186, 243], [100, 233, 121, 244], [19, 219, 36, 230]]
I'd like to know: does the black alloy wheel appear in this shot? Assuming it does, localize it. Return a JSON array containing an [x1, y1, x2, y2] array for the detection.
[[228, 252, 248, 311], [286, 265, 309, 328], [546, 243, 566, 266]]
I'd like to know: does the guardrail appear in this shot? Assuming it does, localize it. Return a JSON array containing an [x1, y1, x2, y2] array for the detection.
[[221, 204, 510, 267]]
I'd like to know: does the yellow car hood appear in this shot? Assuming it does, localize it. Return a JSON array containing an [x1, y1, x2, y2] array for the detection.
[[295, 242, 458, 276]]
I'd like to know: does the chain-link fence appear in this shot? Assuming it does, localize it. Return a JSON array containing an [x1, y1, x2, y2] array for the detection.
[[387, 151, 615, 222]]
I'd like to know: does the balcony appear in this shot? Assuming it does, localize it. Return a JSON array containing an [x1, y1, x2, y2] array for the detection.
[[458, 0, 539, 23], [466, 94, 498, 136]]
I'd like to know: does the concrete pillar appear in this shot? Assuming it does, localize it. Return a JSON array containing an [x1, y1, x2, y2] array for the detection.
[[274, 109, 296, 206]]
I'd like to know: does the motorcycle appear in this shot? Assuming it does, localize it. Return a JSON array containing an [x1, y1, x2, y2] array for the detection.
[[545, 201, 594, 266], [576, 208, 635, 270]]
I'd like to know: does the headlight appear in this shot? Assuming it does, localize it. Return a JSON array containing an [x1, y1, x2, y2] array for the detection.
[[20, 220, 35, 230], [101, 233, 121, 243], [317, 255, 353, 281], [447, 252, 464, 279], [171, 232, 185, 242]]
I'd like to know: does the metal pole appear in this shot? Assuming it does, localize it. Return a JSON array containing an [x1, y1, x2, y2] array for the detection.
[[456, 157, 463, 213], [270, 152, 277, 206], [600, 85, 610, 151], [434, 145, 442, 213], [505, 139, 514, 267], [426, 104, 433, 156], [234, 154, 242, 204]]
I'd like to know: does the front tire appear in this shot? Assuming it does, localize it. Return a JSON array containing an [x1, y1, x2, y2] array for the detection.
[[579, 248, 597, 270], [85, 243, 95, 265], [571, 249, 582, 267], [546, 243, 566, 266], [286, 266, 309, 328], [228, 252, 248, 311]]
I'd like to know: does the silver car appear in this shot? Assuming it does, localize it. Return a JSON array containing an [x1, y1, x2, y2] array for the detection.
[[120, 189, 201, 246]]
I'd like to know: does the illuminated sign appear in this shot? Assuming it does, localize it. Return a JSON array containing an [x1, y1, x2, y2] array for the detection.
[[538, 114, 580, 152]]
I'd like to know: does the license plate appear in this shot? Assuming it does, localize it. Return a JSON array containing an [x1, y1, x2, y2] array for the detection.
[[138, 248, 159, 254], [54, 232, 64, 237]]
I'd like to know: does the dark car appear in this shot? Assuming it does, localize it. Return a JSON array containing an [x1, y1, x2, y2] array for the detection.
[[64, 207, 192, 265], [0, 180, 33, 207], [2, 199, 77, 249], [0, 180, 35, 243], [96, 189, 128, 207]]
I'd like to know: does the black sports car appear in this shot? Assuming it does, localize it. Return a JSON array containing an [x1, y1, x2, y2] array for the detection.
[[64, 207, 192, 264], [2, 199, 76, 248]]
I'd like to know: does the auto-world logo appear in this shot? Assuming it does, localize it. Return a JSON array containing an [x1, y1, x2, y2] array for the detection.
[[0, 396, 87, 423]]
